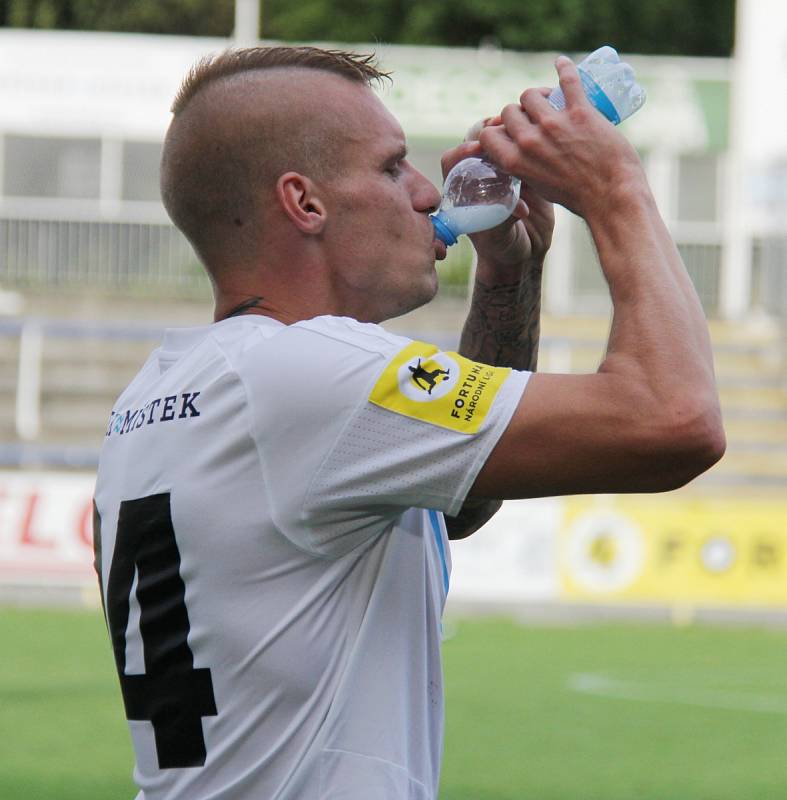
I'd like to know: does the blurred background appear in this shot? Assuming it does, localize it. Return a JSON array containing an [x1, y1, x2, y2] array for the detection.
[[1, 1, 786, 799]]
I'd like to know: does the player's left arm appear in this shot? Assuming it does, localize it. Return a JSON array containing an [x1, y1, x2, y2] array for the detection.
[[441, 137, 555, 539]]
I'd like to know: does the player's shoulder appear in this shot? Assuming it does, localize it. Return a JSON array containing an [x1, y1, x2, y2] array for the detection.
[[219, 315, 418, 395], [289, 315, 413, 358], [212, 315, 412, 363]]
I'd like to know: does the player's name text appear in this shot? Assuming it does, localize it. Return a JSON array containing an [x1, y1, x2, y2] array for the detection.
[[105, 392, 201, 437]]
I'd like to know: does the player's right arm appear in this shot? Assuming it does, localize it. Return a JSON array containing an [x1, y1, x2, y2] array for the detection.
[[470, 57, 725, 500]]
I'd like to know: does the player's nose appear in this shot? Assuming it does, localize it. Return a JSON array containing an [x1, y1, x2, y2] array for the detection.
[[411, 167, 441, 214]]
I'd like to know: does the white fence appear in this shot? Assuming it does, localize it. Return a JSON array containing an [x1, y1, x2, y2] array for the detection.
[[0, 217, 205, 293], [2, 213, 781, 318]]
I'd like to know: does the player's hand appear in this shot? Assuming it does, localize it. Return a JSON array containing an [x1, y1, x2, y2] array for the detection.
[[478, 56, 645, 221], [440, 132, 554, 272]]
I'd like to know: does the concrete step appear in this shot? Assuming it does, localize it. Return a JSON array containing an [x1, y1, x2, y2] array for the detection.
[[38, 398, 111, 448], [0, 306, 785, 489], [713, 348, 783, 377], [41, 364, 139, 396], [718, 385, 787, 412], [42, 338, 156, 366], [0, 420, 19, 440], [541, 353, 787, 384], [722, 449, 787, 483], [35, 427, 105, 448], [0, 377, 19, 396], [0, 338, 20, 359], [724, 417, 787, 441]]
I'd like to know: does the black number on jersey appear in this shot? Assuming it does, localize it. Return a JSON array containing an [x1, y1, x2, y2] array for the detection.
[[94, 493, 217, 769]]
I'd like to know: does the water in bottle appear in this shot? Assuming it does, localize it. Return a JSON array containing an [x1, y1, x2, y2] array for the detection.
[[431, 157, 521, 247]]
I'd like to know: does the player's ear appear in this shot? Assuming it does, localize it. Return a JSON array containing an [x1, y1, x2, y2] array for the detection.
[[276, 172, 327, 235]]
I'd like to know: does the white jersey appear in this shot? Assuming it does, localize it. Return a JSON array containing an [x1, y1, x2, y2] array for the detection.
[[93, 314, 529, 800]]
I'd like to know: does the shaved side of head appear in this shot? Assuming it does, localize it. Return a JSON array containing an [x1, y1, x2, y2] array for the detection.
[[160, 47, 389, 280]]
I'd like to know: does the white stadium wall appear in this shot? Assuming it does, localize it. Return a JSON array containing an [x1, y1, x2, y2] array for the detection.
[[0, 28, 764, 317]]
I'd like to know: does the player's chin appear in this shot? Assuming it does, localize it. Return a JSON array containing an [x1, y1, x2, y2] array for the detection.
[[418, 267, 440, 306], [398, 269, 438, 317], [421, 256, 439, 290]]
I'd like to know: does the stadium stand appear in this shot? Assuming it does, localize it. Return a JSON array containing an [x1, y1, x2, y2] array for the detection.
[[0, 301, 783, 489]]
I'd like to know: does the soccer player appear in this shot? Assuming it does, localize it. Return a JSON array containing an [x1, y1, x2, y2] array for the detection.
[[93, 47, 724, 799]]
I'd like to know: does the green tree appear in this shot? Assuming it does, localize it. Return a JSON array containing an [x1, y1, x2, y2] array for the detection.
[[264, 0, 406, 43], [4, 0, 233, 35], [264, 0, 735, 56], [394, 0, 588, 51], [0, 0, 735, 57]]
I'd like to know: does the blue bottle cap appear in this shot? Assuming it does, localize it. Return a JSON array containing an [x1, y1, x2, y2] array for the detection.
[[431, 213, 458, 247]]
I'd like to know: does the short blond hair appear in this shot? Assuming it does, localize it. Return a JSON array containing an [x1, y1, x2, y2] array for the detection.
[[171, 45, 390, 115], [160, 45, 391, 279]]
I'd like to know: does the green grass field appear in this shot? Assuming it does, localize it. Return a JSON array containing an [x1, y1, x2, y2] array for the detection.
[[2, 608, 787, 800]]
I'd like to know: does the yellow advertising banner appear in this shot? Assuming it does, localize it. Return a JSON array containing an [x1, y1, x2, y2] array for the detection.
[[559, 495, 787, 607]]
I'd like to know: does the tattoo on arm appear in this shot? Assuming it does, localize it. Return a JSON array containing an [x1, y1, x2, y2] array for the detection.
[[459, 269, 542, 371], [449, 267, 543, 538]]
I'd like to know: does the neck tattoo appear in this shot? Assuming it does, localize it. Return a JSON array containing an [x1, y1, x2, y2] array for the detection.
[[224, 296, 265, 319]]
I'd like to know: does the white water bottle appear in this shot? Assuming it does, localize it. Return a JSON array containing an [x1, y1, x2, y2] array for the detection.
[[547, 45, 646, 125], [431, 157, 521, 247], [431, 45, 646, 247]]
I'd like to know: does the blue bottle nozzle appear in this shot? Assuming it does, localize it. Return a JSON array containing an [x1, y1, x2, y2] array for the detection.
[[431, 213, 458, 246]]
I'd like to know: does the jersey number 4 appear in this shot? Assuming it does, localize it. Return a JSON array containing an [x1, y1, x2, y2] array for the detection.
[[94, 492, 217, 769]]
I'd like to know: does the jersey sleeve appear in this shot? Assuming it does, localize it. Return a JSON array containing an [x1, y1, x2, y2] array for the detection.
[[236, 316, 530, 557]]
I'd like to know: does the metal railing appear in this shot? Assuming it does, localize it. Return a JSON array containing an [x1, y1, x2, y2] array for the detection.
[[0, 213, 738, 316], [0, 217, 207, 293], [752, 236, 787, 317], [2, 318, 164, 468], [0, 316, 785, 489], [569, 217, 726, 315]]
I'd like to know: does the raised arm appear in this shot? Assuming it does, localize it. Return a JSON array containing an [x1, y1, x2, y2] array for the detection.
[[442, 136, 555, 538], [468, 57, 725, 501]]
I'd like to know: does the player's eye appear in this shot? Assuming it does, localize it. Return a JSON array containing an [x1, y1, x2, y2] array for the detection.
[[385, 159, 405, 179]]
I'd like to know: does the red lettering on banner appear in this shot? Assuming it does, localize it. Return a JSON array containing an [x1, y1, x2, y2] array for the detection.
[[19, 493, 54, 548]]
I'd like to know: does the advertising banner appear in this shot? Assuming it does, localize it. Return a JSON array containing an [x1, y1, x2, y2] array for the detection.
[[4, 470, 787, 614], [450, 498, 560, 603], [559, 495, 787, 608], [0, 471, 96, 586]]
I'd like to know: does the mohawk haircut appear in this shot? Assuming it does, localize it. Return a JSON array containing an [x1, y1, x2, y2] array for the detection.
[[171, 45, 391, 115]]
